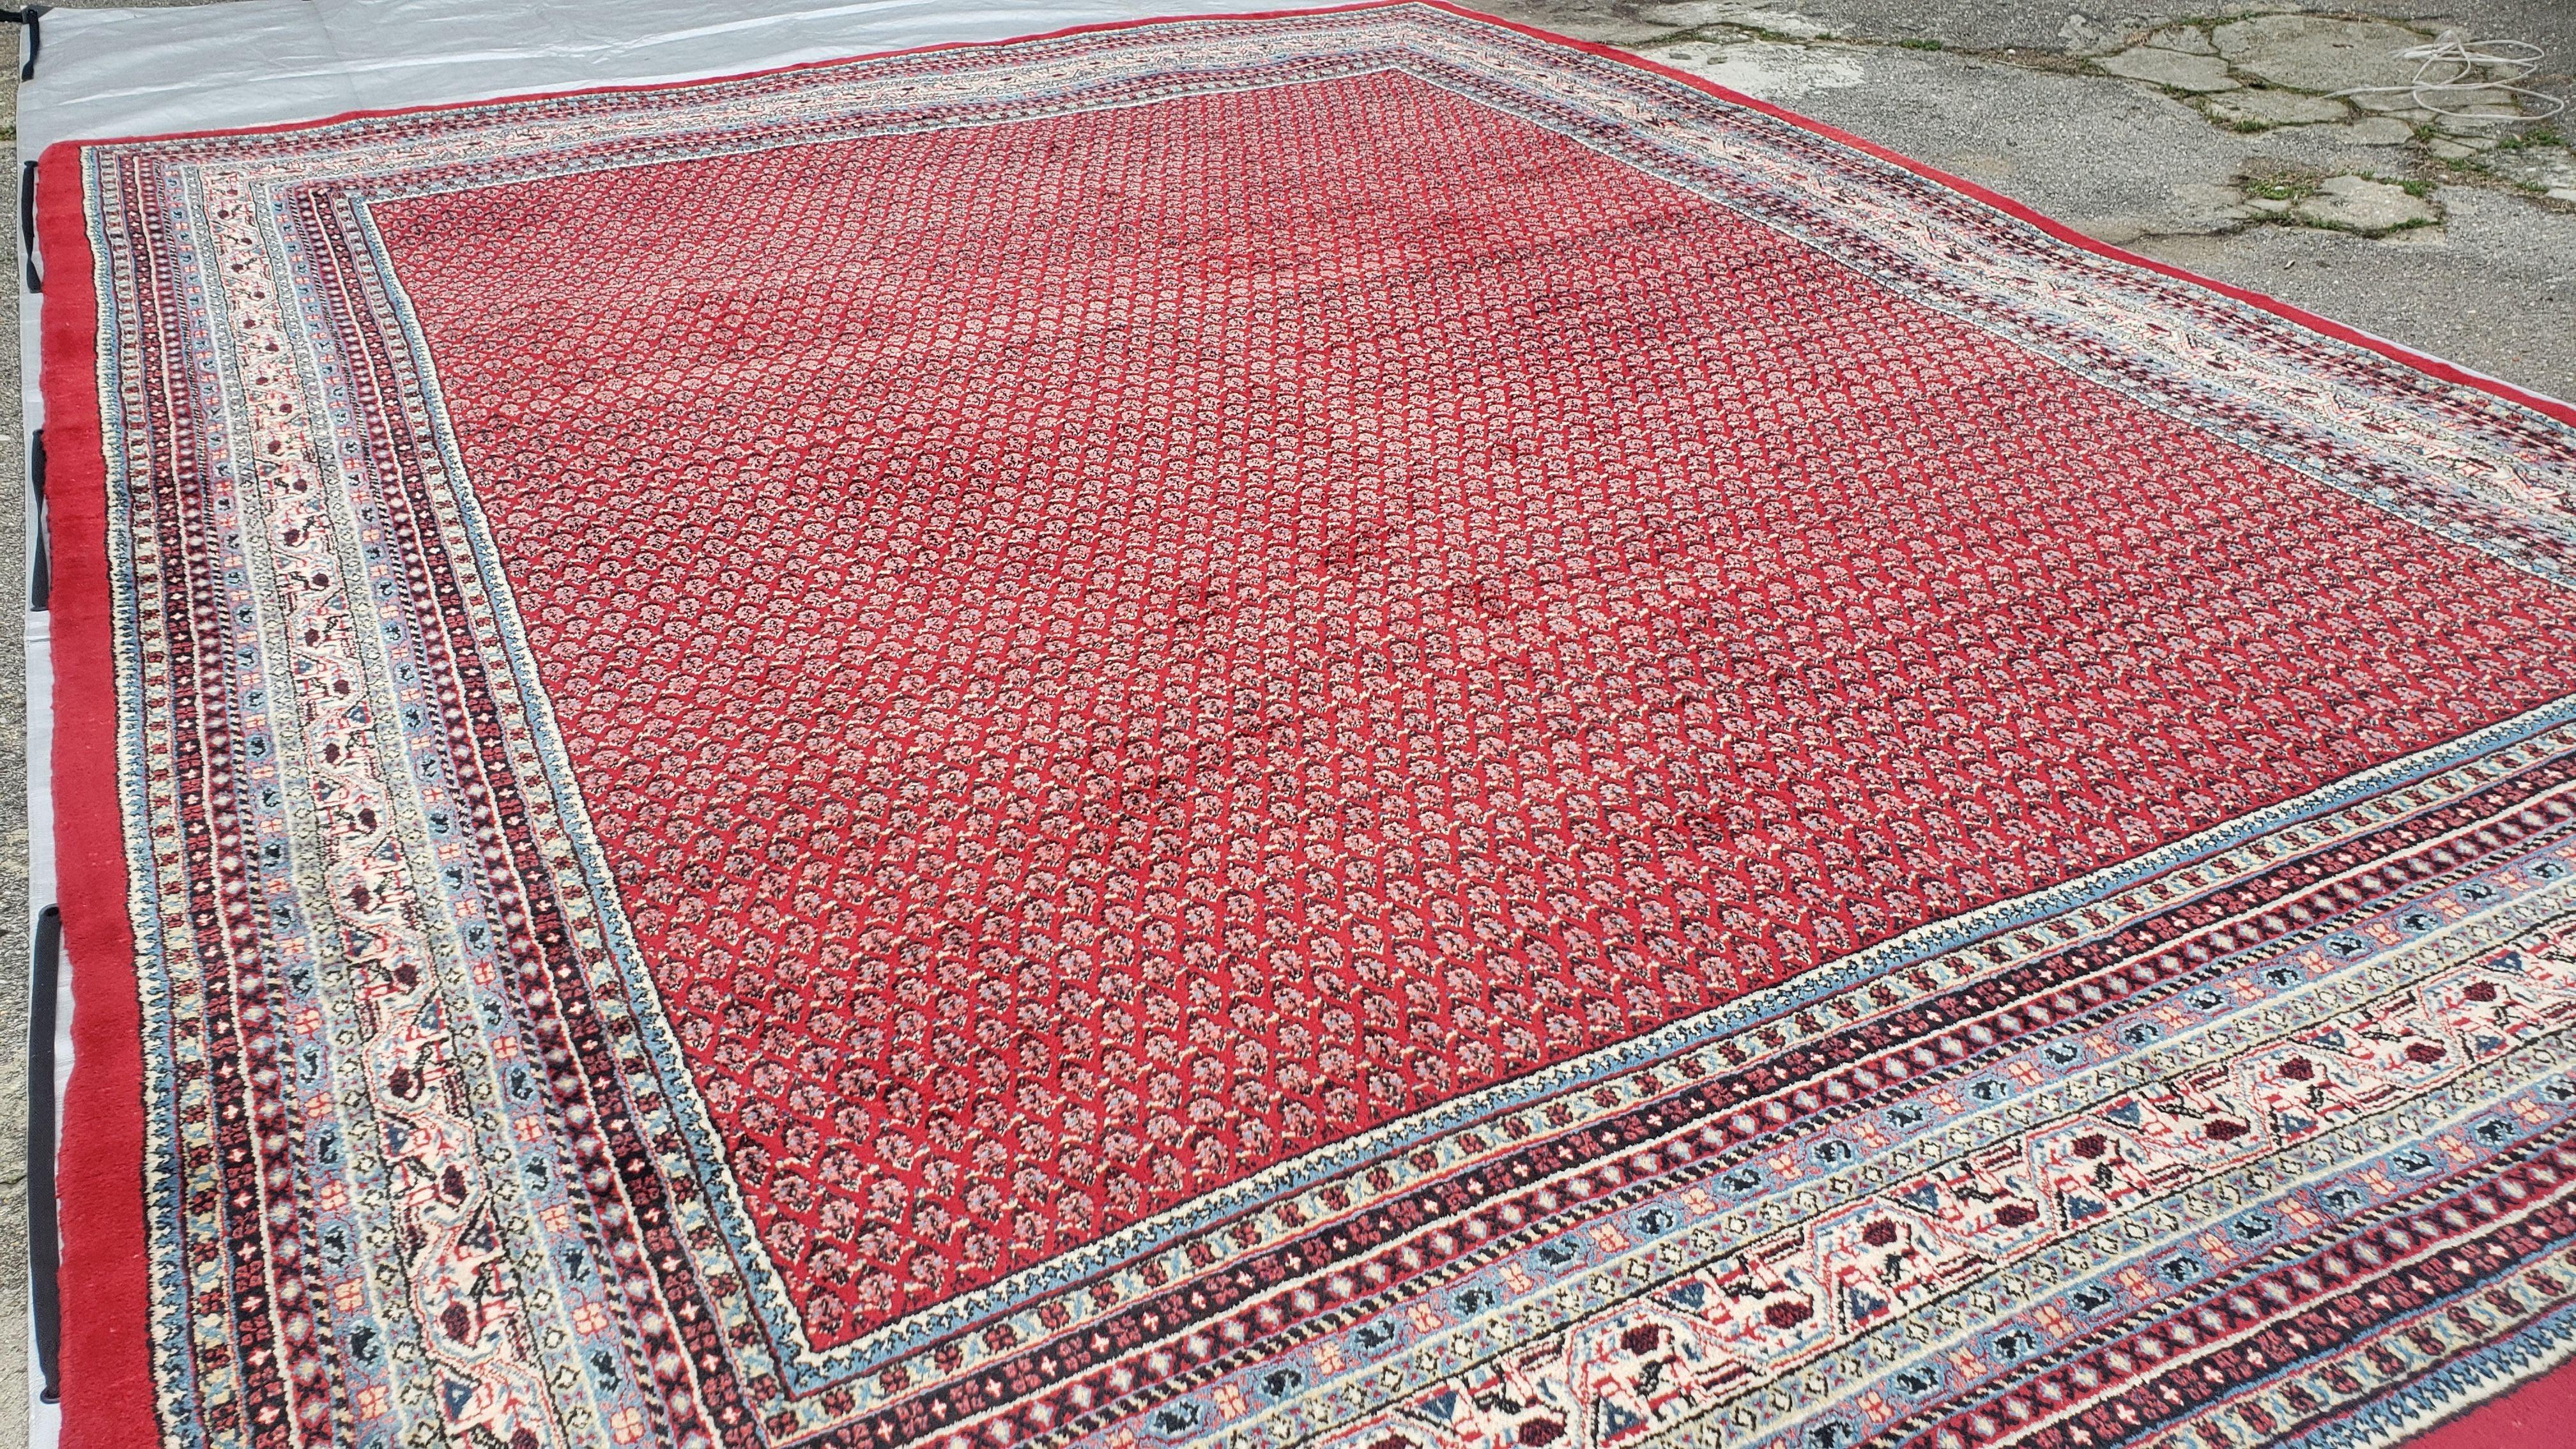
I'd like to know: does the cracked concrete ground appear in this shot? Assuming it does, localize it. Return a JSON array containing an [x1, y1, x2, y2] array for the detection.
[[1482, 0, 2576, 399], [0, 2, 2568, 1446]]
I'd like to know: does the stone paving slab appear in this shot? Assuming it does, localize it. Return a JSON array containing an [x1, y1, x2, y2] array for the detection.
[[2099, 43, 2240, 91], [2212, 15, 2432, 92], [2205, 89, 2354, 126], [2294, 171, 2443, 230]]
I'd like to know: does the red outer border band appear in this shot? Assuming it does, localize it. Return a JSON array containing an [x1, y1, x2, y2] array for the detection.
[[37, 144, 159, 1449], [31, 6, 2575, 1448], [2411, 1358, 2576, 1449]]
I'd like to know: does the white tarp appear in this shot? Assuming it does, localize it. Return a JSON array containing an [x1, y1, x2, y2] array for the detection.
[[17, 0, 1321, 154], [13, 1, 1292, 1441]]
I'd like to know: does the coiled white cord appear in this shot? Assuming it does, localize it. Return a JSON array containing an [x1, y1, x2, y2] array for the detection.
[[2326, 31, 2567, 122]]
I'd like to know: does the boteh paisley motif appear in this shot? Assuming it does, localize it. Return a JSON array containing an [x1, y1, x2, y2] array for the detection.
[[36, 5, 2576, 1448]]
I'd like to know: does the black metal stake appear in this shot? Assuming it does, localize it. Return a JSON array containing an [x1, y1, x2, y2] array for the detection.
[[0, 7, 42, 83], [28, 903, 61, 1406], [19, 158, 38, 295], [30, 427, 47, 613]]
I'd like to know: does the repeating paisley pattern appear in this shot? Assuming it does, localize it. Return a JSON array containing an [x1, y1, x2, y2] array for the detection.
[[45, 6, 2576, 1449], [368, 63, 2576, 1356]]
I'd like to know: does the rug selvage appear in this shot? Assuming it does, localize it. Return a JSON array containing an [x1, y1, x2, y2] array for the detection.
[[37, 139, 164, 1449]]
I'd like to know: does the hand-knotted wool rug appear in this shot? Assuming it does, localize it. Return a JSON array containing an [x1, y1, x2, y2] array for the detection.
[[38, 4, 2576, 1448]]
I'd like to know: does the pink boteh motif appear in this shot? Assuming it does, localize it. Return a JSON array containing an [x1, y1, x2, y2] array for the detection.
[[36, 7, 2576, 1449]]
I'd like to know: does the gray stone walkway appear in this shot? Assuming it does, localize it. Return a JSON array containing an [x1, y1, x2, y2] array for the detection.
[[1485, 0, 2576, 399], [0, 3, 2568, 1446]]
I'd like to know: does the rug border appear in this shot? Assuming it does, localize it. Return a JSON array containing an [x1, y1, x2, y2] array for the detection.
[[2408, 1328, 2576, 1449], [31, 5, 2576, 1448], [36, 146, 161, 1449]]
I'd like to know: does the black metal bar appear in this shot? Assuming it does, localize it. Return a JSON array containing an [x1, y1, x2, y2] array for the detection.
[[30, 427, 47, 612], [28, 903, 61, 1406], [2, 7, 45, 83], [19, 159, 37, 295]]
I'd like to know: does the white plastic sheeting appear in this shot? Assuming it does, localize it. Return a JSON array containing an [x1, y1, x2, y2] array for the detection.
[[13, 0, 1293, 1441], [19, 0, 1315, 152]]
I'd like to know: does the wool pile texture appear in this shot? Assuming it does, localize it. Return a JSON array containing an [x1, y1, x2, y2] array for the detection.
[[38, 4, 2576, 1447]]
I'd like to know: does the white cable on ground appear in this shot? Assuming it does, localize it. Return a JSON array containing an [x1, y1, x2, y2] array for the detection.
[[2326, 31, 2568, 123]]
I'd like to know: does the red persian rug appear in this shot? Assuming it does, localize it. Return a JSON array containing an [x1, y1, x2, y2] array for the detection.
[[38, 5, 2576, 1448]]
